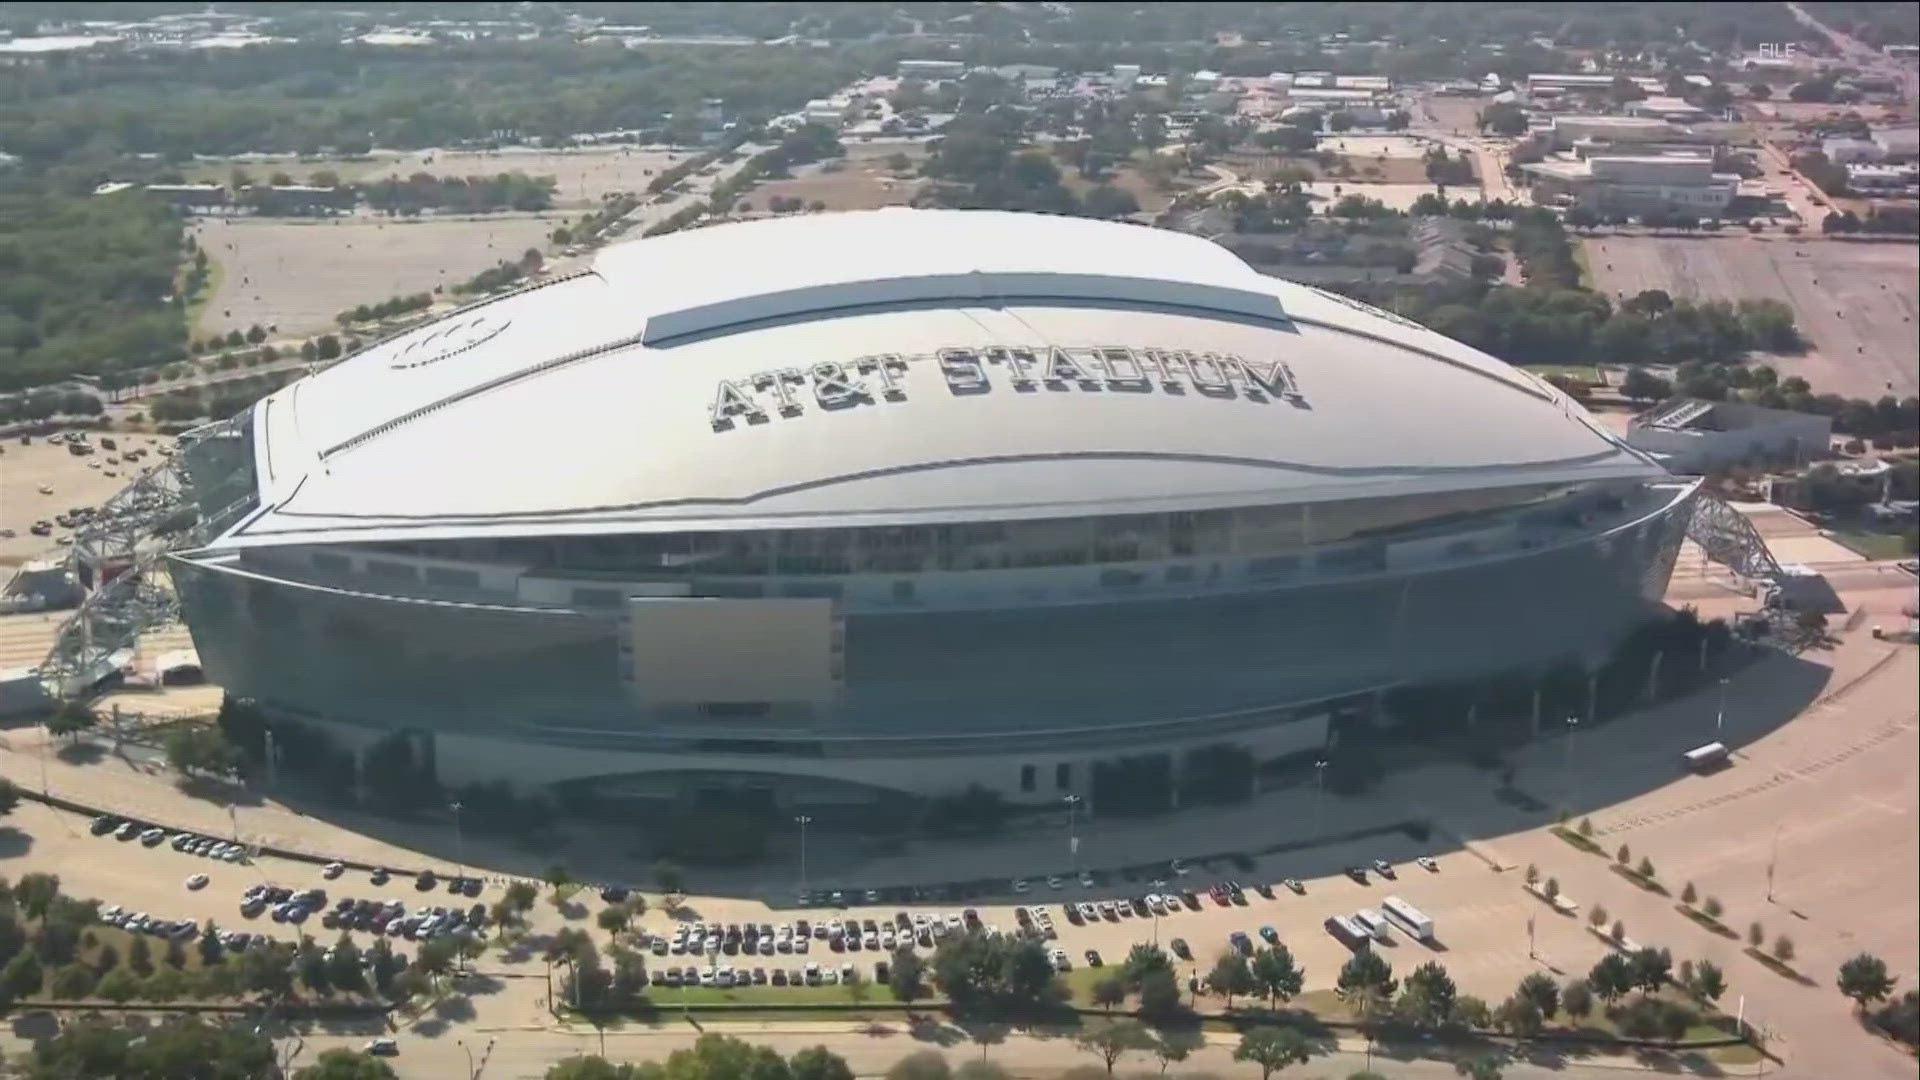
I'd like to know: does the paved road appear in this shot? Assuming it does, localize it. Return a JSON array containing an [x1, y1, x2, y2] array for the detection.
[[255, 1021, 1709, 1080]]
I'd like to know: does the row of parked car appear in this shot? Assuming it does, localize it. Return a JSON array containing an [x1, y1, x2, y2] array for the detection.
[[655, 960, 877, 990], [98, 905, 201, 941], [90, 816, 249, 864], [240, 883, 486, 942]]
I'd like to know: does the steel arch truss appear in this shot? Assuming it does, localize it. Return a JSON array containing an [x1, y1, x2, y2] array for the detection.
[[39, 456, 200, 698], [1686, 492, 1783, 585]]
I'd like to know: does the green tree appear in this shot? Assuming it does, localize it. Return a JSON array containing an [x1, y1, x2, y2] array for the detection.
[[653, 860, 686, 897], [1091, 973, 1126, 1013], [1076, 1018, 1153, 1075], [1337, 949, 1397, 999], [1694, 960, 1727, 1003], [44, 700, 97, 743], [1838, 953, 1898, 1008], [1516, 971, 1559, 1019], [1561, 979, 1594, 1019], [596, 906, 627, 945], [1398, 961, 1458, 1027], [1587, 953, 1635, 1003], [1497, 993, 1544, 1037], [3, 951, 43, 998], [1232, 1026, 1315, 1079], [50, 961, 96, 999], [1249, 943, 1305, 1009], [885, 1049, 950, 1080], [1209, 950, 1255, 1008], [1680, 881, 1697, 906], [889, 946, 927, 1008], [790, 1046, 856, 1080], [1629, 947, 1671, 993], [294, 1048, 402, 1079], [1455, 1056, 1504, 1080], [1749, 921, 1766, 948], [1137, 965, 1183, 1019], [1774, 935, 1795, 962]]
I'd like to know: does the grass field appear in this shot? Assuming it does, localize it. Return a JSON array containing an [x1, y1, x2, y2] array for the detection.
[[1828, 528, 1916, 561]]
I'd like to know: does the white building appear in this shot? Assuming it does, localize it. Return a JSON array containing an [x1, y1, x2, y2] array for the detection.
[[1522, 154, 1738, 216], [1546, 115, 1685, 150], [1627, 398, 1830, 473], [898, 59, 965, 81], [1112, 64, 1141, 89], [1824, 137, 1885, 164]]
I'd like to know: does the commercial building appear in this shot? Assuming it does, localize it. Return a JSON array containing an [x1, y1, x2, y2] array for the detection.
[[1626, 398, 1831, 473], [171, 209, 1695, 811], [1522, 154, 1738, 216], [897, 59, 966, 81], [1627, 96, 1710, 122], [1847, 163, 1919, 195], [1545, 115, 1687, 150]]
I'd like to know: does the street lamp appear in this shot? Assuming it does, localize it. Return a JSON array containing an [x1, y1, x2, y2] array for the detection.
[[1716, 677, 1729, 736], [449, 800, 466, 879], [1312, 760, 1329, 837], [1062, 795, 1082, 869], [794, 815, 813, 899], [458, 1039, 473, 1080], [1562, 716, 1580, 812], [1149, 878, 1167, 945]]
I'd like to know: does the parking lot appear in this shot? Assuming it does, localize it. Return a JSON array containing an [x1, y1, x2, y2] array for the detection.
[[1581, 234, 1920, 399]]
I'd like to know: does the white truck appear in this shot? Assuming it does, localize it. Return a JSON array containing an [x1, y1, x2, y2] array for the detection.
[[1381, 896, 1434, 942], [1352, 908, 1395, 943]]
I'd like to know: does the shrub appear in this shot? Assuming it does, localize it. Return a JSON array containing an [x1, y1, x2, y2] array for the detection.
[[1749, 922, 1765, 948], [1610, 920, 1626, 943], [1681, 882, 1697, 905], [1543, 877, 1560, 901], [1589, 904, 1608, 928], [1578, 817, 1594, 837], [1525, 863, 1539, 885], [1704, 896, 1723, 919], [1616, 844, 1631, 865], [1774, 935, 1795, 962], [1636, 856, 1656, 879]]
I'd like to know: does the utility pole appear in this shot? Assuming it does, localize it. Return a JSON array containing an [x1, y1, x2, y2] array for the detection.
[[1150, 879, 1167, 945], [449, 800, 466, 880], [1063, 794, 1082, 869], [794, 815, 813, 900], [1716, 677, 1730, 736], [1563, 716, 1580, 812], [1313, 759, 1329, 837], [1766, 825, 1781, 903]]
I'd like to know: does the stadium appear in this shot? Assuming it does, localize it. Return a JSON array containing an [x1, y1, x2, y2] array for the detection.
[[169, 208, 1698, 814]]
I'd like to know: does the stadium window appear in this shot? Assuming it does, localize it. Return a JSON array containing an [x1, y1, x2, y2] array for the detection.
[[365, 560, 417, 582], [1098, 568, 1145, 589], [891, 580, 916, 603], [571, 587, 621, 608], [1165, 565, 1196, 584], [1055, 762, 1071, 790], [1247, 555, 1299, 579], [424, 566, 480, 589], [699, 702, 772, 719], [310, 551, 350, 573], [1019, 765, 1036, 793], [784, 582, 843, 599]]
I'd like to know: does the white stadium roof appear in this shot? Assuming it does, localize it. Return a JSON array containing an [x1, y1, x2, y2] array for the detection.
[[221, 209, 1661, 548]]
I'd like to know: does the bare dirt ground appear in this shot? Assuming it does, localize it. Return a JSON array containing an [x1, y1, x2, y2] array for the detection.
[[1581, 235, 1920, 399], [189, 212, 563, 338], [749, 145, 931, 214], [0, 435, 171, 568], [192, 147, 690, 209]]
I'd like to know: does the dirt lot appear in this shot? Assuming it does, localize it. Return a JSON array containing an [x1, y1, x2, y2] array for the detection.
[[749, 145, 930, 214], [190, 212, 563, 337], [1581, 235, 1920, 398], [193, 147, 690, 209], [0, 435, 171, 568]]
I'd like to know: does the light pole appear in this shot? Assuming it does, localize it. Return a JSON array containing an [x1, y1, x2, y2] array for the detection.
[[1149, 879, 1166, 945], [1062, 795, 1082, 870], [1312, 760, 1328, 837], [1562, 716, 1580, 813], [794, 815, 812, 900], [449, 800, 466, 879], [1766, 824, 1781, 903], [458, 1039, 474, 1080], [1716, 678, 1729, 736]]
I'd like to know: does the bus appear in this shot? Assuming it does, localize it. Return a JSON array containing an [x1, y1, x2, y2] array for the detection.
[[1381, 896, 1434, 941], [1683, 742, 1729, 772], [1352, 909, 1395, 944], [1324, 914, 1371, 951]]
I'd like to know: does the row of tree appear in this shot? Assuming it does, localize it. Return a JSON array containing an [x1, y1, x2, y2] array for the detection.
[[358, 171, 557, 215]]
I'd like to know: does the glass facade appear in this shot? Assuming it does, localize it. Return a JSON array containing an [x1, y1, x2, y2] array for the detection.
[[358, 482, 1584, 579], [171, 480, 1698, 779]]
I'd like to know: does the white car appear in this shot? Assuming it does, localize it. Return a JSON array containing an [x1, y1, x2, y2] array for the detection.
[[185, 874, 209, 891], [1078, 871, 1095, 888], [1011, 879, 1030, 894], [1046, 876, 1063, 890], [1417, 856, 1440, 872], [323, 862, 345, 879]]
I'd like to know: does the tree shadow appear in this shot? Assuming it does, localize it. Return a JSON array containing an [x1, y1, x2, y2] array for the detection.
[[0, 828, 35, 859], [174, 774, 264, 808], [906, 1016, 966, 1046], [55, 742, 106, 766]]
